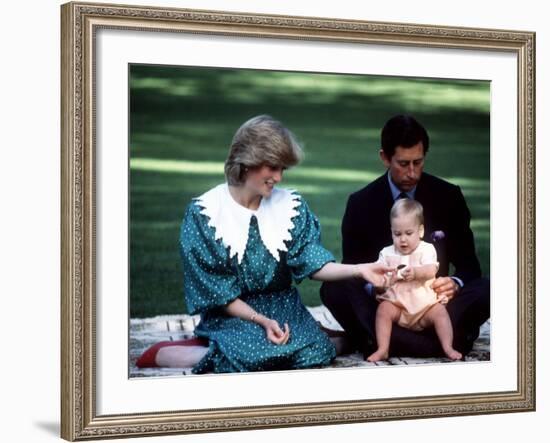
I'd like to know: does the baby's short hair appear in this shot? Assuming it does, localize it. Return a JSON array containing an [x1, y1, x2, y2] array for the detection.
[[390, 198, 424, 225]]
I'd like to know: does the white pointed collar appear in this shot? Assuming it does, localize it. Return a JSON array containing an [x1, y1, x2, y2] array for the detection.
[[194, 183, 301, 263]]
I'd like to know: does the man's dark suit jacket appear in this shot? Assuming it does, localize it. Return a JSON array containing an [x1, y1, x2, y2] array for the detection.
[[342, 172, 481, 285]]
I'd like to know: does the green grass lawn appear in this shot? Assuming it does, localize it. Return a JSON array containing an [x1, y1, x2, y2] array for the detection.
[[130, 65, 490, 318]]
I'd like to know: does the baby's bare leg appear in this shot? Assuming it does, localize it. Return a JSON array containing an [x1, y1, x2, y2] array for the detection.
[[367, 301, 401, 362], [421, 304, 462, 360]]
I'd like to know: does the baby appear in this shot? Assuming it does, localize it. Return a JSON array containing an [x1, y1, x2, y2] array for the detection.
[[366, 198, 462, 362]]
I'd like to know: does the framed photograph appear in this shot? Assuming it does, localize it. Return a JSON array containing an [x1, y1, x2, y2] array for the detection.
[[61, 1, 535, 440]]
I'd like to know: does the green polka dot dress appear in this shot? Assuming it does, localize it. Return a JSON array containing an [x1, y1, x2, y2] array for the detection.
[[180, 185, 336, 374]]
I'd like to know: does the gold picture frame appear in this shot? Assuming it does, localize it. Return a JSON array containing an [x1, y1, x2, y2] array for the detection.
[[61, 1, 535, 440]]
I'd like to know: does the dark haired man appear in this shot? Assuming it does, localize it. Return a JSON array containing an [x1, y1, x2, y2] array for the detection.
[[321, 114, 490, 358]]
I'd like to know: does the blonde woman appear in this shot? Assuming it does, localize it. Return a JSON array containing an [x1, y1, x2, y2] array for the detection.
[[137, 115, 390, 373]]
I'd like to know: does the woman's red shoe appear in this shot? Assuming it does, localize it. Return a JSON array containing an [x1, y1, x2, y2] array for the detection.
[[136, 337, 208, 368]]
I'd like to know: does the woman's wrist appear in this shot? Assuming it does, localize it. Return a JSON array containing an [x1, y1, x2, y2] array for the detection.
[[250, 312, 265, 325], [353, 263, 372, 279]]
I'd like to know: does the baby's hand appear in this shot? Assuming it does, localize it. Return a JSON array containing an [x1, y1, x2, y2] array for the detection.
[[399, 266, 415, 282]]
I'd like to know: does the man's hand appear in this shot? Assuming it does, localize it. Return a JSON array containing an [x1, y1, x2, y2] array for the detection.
[[431, 277, 459, 300], [437, 294, 450, 305]]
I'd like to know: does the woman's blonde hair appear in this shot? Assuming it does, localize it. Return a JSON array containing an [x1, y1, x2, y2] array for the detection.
[[224, 115, 303, 185]]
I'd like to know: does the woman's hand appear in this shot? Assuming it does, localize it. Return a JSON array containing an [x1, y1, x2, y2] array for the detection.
[[355, 263, 394, 287], [311, 262, 393, 285], [223, 299, 290, 345], [261, 318, 290, 345]]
